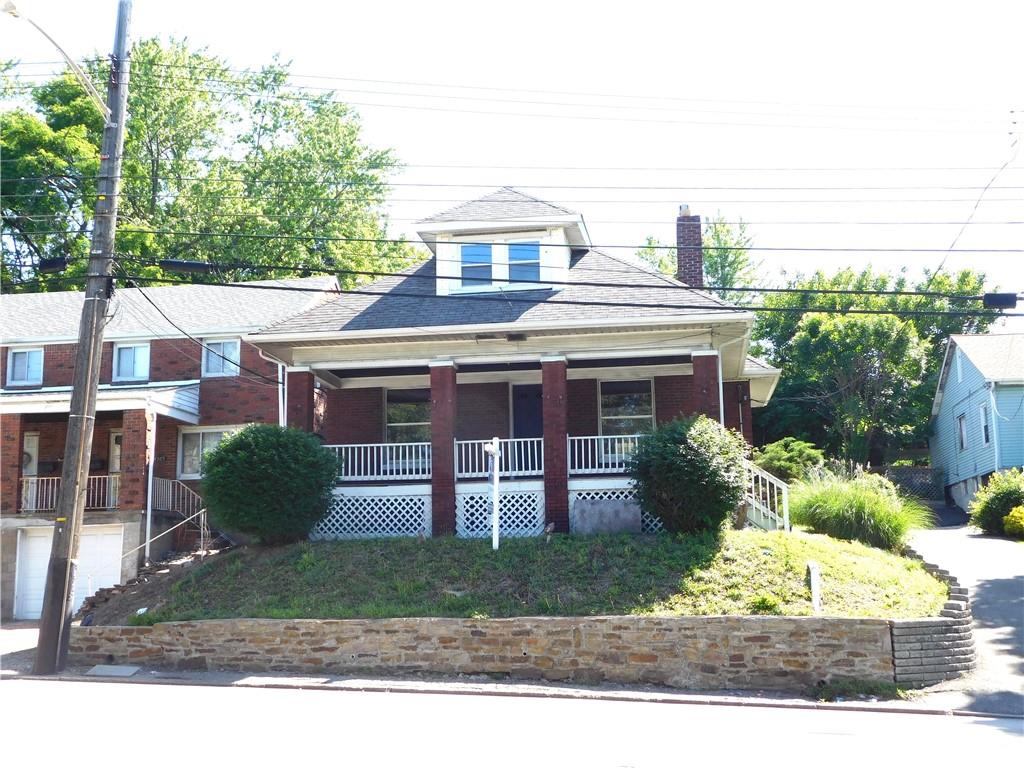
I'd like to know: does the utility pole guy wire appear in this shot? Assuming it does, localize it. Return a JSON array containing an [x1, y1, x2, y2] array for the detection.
[[33, 0, 133, 675]]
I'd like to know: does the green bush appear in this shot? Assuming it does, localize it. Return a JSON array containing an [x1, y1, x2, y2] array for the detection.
[[203, 424, 339, 545], [789, 474, 933, 551], [970, 468, 1024, 536], [752, 437, 825, 482], [1003, 506, 1024, 539], [628, 415, 748, 534]]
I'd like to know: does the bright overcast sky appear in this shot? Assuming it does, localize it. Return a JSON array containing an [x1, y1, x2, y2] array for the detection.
[[3, 0, 1023, 326]]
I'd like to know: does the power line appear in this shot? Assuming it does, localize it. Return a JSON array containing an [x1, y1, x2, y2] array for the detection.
[[116, 273, 1015, 318]]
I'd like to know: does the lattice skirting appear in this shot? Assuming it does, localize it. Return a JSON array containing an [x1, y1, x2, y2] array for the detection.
[[456, 489, 546, 538], [569, 486, 664, 533], [311, 487, 432, 540]]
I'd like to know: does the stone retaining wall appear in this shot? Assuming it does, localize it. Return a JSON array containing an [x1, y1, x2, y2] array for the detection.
[[68, 615, 893, 690]]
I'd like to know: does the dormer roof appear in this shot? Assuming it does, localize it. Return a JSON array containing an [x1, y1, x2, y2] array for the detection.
[[416, 186, 578, 224]]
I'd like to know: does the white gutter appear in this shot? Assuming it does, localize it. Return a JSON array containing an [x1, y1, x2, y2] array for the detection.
[[257, 348, 289, 428], [144, 410, 156, 564], [989, 384, 1001, 474]]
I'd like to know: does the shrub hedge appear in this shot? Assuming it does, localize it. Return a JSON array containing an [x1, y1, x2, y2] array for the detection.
[[752, 437, 825, 482], [1003, 506, 1024, 539], [970, 468, 1024, 536], [629, 415, 748, 534], [203, 424, 338, 545]]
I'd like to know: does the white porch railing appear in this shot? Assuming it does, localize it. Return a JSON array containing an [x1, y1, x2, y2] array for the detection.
[[324, 442, 432, 482], [152, 477, 203, 519], [455, 437, 544, 479], [19, 475, 119, 512], [567, 434, 642, 475], [745, 460, 790, 531]]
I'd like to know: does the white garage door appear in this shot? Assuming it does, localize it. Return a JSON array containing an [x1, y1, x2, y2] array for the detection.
[[14, 525, 124, 620]]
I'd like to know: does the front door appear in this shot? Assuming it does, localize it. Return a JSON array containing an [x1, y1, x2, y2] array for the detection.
[[108, 431, 122, 508], [512, 384, 543, 438], [21, 433, 39, 511]]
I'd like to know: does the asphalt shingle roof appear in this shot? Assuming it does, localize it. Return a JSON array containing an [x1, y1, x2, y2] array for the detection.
[[953, 333, 1024, 383], [417, 187, 578, 224], [256, 250, 743, 337], [1, 276, 338, 343]]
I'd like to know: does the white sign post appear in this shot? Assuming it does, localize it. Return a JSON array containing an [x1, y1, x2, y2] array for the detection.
[[484, 436, 501, 550]]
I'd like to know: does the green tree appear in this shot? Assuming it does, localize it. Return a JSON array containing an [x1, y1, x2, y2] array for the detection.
[[634, 235, 674, 275], [2, 39, 422, 293]]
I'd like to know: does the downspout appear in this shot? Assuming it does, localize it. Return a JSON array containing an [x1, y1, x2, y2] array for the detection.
[[257, 348, 288, 428], [144, 408, 156, 565], [715, 332, 751, 427], [989, 384, 1001, 475]]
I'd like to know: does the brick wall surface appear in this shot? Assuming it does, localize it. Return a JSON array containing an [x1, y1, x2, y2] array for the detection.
[[117, 409, 153, 511], [675, 214, 704, 288], [723, 380, 754, 444], [567, 379, 599, 437], [456, 382, 510, 441], [654, 375, 694, 425], [153, 415, 181, 479], [285, 372, 315, 431], [430, 365, 457, 535], [0, 414, 24, 515], [68, 615, 895, 689], [201, 344, 279, 426], [320, 388, 384, 444], [691, 355, 721, 420], [542, 360, 569, 532]]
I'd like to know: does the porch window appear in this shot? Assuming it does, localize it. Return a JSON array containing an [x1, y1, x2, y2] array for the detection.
[[113, 342, 150, 381], [386, 388, 431, 443], [7, 347, 43, 386], [956, 413, 967, 452], [179, 426, 240, 478], [202, 339, 241, 377], [600, 380, 654, 435], [508, 241, 541, 284], [460, 244, 492, 288]]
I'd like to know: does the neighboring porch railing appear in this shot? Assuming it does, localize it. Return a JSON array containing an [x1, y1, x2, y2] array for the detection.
[[152, 477, 203, 519], [19, 475, 119, 512], [455, 438, 544, 479], [324, 442, 432, 482], [744, 461, 790, 531], [567, 434, 643, 475]]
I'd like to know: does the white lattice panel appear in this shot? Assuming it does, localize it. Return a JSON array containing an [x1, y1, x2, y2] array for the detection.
[[456, 489, 545, 538], [312, 487, 432, 540], [569, 486, 664, 533]]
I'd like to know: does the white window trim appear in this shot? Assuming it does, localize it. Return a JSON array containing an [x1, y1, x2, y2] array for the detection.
[[598, 378, 655, 437], [177, 424, 245, 479], [449, 231, 553, 295], [112, 342, 150, 382], [201, 338, 241, 378], [956, 413, 968, 452], [383, 387, 432, 444], [980, 404, 992, 446], [6, 346, 44, 386]]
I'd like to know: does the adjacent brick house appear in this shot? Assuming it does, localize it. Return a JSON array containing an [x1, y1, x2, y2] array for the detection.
[[0, 276, 337, 619], [249, 188, 782, 541]]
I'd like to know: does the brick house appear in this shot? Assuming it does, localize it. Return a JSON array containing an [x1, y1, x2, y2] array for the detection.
[[249, 188, 782, 541], [0, 276, 337, 620]]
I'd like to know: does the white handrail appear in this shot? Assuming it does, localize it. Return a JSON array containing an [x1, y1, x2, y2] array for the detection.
[[152, 477, 203, 519], [19, 475, 119, 512], [456, 438, 544, 479], [744, 460, 791, 531], [324, 442, 432, 482], [567, 434, 642, 475]]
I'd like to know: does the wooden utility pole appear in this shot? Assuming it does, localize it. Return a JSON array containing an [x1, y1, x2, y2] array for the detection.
[[33, 0, 133, 675]]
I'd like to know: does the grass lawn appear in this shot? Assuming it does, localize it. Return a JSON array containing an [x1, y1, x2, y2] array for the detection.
[[122, 529, 947, 625]]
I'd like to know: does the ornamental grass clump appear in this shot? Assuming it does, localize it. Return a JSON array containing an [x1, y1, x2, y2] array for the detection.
[[629, 415, 748, 535], [203, 424, 339, 545], [970, 468, 1024, 536], [789, 473, 933, 552]]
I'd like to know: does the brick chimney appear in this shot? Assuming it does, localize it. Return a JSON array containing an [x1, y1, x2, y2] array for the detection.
[[675, 204, 704, 287]]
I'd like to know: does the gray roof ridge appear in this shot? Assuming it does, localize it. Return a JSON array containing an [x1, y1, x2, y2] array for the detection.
[[415, 186, 577, 224], [497, 186, 576, 216]]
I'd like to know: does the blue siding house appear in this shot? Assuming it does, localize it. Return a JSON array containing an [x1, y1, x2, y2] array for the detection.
[[930, 333, 1024, 511]]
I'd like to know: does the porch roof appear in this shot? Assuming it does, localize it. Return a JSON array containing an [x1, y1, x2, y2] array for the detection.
[[0, 382, 200, 423]]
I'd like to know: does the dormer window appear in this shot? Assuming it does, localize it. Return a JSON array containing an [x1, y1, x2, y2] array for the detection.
[[461, 244, 492, 288], [509, 241, 540, 283]]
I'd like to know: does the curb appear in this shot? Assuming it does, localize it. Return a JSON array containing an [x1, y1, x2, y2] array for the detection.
[[7, 670, 1021, 721]]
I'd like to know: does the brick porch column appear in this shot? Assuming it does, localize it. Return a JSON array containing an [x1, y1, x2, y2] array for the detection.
[[541, 356, 569, 533], [118, 409, 154, 511], [1, 414, 25, 515], [429, 361, 457, 536], [286, 370, 315, 431], [691, 351, 722, 423]]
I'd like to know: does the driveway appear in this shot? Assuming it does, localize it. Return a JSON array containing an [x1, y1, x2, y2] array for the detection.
[[911, 509, 1024, 716]]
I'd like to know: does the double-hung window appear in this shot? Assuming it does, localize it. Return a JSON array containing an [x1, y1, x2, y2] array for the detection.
[[202, 339, 240, 377], [957, 413, 968, 451], [981, 404, 991, 445], [385, 389, 431, 443], [113, 342, 150, 381], [179, 427, 239, 479], [600, 380, 654, 436], [508, 241, 541, 284], [460, 244, 492, 288], [7, 348, 43, 386]]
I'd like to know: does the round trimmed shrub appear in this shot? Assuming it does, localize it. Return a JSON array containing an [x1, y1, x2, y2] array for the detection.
[[628, 415, 748, 534], [752, 437, 825, 482], [970, 468, 1024, 535], [1003, 506, 1024, 539], [203, 424, 339, 545], [789, 474, 933, 552]]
